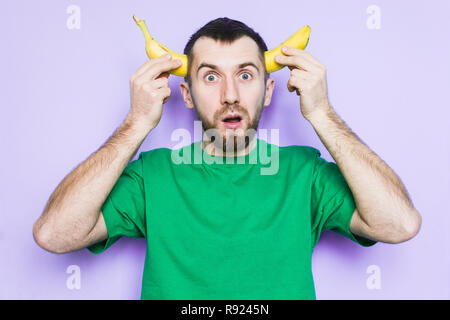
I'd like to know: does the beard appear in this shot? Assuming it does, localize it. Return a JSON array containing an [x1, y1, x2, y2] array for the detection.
[[190, 88, 265, 155]]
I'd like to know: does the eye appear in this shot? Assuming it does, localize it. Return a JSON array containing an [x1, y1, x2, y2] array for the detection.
[[240, 72, 253, 80], [204, 71, 253, 82], [204, 73, 218, 82]]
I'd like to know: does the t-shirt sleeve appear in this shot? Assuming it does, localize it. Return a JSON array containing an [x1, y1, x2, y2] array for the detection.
[[87, 152, 147, 254], [309, 148, 377, 249]]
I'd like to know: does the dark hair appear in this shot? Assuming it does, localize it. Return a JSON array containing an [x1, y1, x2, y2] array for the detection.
[[183, 17, 269, 88]]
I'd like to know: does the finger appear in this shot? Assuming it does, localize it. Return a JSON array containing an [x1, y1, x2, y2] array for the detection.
[[152, 77, 169, 89], [287, 82, 302, 95], [287, 74, 309, 94], [287, 79, 298, 92], [281, 46, 325, 69], [145, 57, 182, 81], [160, 87, 171, 104], [275, 54, 308, 71], [287, 84, 294, 92], [133, 54, 176, 80], [133, 54, 168, 79], [133, 59, 153, 79]]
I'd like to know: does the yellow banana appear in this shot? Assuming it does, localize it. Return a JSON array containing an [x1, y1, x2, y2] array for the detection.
[[133, 15, 310, 77], [264, 25, 311, 73], [133, 15, 188, 77]]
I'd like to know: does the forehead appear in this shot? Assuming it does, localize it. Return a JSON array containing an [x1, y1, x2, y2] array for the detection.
[[191, 36, 262, 70]]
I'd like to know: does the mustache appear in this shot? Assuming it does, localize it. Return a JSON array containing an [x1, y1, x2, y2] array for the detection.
[[216, 105, 248, 121]]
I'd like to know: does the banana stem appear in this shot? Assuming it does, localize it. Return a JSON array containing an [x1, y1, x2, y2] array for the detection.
[[133, 14, 153, 43]]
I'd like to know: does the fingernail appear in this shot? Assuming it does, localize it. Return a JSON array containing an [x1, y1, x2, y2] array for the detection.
[[282, 46, 287, 52], [165, 53, 171, 59]]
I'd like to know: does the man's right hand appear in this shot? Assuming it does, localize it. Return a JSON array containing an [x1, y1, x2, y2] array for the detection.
[[128, 54, 182, 130]]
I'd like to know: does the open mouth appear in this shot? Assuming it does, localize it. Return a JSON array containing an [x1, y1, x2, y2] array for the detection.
[[223, 116, 241, 123], [222, 114, 243, 129]]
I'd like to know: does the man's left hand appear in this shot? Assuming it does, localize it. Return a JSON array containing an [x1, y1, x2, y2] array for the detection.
[[275, 46, 331, 119]]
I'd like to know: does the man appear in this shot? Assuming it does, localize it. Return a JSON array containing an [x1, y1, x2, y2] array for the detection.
[[33, 17, 422, 299]]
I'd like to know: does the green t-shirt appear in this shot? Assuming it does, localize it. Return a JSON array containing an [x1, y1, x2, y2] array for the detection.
[[87, 138, 377, 299]]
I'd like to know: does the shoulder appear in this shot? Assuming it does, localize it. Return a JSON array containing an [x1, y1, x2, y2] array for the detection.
[[138, 145, 174, 164], [276, 142, 322, 162], [137, 143, 195, 168], [140, 146, 172, 158], [260, 141, 323, 176]]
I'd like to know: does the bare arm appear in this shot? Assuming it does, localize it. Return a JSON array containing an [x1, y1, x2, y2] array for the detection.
[[33, 54, 182, 254], [306, 106, 422, 243], [33, 117, 150, 254], [275, 46, 422, 244]]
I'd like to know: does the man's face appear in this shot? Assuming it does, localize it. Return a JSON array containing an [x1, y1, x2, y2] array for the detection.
[[180, 36, 274, 154]]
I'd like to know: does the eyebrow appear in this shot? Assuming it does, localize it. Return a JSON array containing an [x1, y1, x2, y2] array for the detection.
[[196, 61, 260, 77]]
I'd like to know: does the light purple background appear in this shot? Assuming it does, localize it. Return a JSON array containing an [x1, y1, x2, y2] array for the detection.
[[1, 0, 449, 299]]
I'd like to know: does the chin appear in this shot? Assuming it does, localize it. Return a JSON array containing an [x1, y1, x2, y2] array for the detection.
[[221, 125, 254, 152]]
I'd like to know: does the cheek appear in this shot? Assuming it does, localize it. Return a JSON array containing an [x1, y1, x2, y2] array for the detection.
[[247, 85, 266, 111]]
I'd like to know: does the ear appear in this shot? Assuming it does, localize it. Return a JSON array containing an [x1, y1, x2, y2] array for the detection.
[[180, 81, 195, 109], [263, 78, 275, 107]]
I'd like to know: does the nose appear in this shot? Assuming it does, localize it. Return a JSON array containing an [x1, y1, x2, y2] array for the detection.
[[221, 75, 239, 106]]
